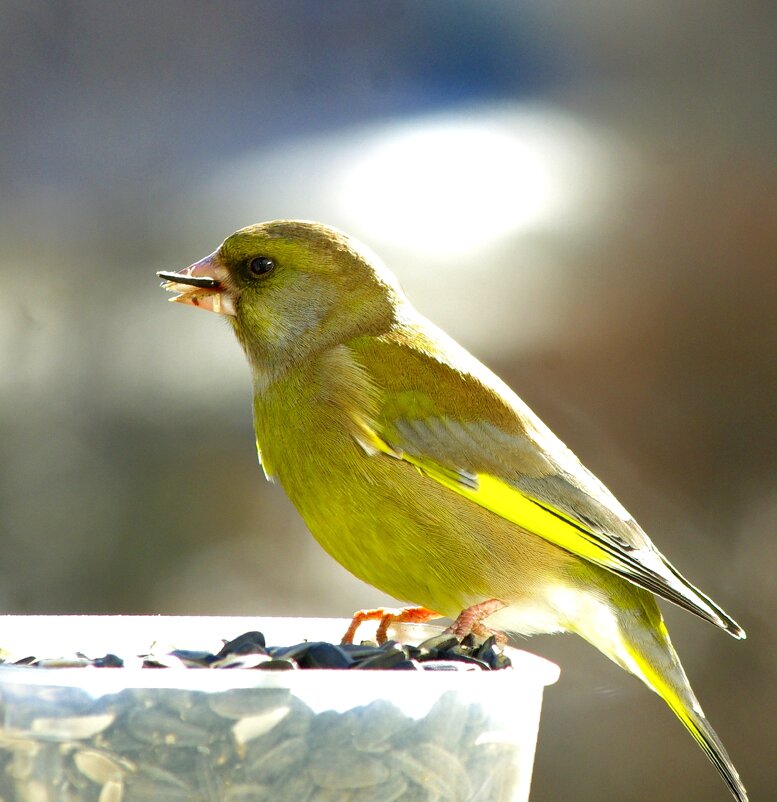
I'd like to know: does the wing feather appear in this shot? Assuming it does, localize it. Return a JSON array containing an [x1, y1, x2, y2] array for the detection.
[[348, 327, 744, 638]]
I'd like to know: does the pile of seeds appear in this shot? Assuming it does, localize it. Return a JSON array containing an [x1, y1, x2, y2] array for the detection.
[[0, 631, 522, 802], [2, 630, 512, 672]]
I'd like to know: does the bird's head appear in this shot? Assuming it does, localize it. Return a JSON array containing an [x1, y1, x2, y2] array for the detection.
[[159, 220, 404, 373]]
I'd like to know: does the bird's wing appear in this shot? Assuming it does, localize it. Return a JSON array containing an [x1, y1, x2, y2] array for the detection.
[[347, 324, 744, 638]]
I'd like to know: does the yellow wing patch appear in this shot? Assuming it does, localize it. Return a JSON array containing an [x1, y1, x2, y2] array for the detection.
[[362, 427, 611, 564], [404, 451, 612, 566]]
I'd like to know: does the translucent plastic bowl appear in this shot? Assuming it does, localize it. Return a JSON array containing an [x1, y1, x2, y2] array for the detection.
[[0, 615, 559, 802]]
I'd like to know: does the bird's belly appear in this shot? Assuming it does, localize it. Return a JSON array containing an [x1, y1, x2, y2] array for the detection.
[[275, 437, 578, 626]]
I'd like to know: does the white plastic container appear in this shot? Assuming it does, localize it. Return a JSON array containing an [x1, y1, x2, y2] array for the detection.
[[0, 615, 559, 802]]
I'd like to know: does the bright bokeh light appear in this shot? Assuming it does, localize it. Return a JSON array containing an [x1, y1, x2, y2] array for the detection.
[[324, 106, 606, 260], [334, 111, 575, 260]]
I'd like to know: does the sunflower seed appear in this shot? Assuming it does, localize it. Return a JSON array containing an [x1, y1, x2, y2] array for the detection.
[[74, 748, 133, 784], [98, 778, 125, 802], [352, 700, 411, 752], [31, 713, 115, 741], [222, 782, 274, 802], [308, 747, 389, 790], [245, 736, 306, 783], [232, 705, 290, 747], [126, 707, 215, 748], [207, 687, 291, 719]]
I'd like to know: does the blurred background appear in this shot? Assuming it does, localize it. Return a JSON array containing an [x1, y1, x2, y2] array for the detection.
[[1, 1, 775, 799]]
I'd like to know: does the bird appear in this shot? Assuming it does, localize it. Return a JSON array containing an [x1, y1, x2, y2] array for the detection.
[[158, 220, 747, 801]]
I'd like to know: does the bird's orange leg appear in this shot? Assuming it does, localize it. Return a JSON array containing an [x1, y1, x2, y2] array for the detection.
[[446, 598, 508, 645], [341, 606, 439, 645]]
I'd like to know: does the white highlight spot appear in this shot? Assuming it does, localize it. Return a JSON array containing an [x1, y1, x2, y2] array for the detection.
[[337, 115, 561, 260]]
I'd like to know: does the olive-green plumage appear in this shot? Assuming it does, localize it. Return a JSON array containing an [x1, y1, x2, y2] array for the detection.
[[161, 220, 747, 801]]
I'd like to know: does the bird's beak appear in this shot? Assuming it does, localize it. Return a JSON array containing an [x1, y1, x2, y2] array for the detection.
[[157, 252, 236, 316]]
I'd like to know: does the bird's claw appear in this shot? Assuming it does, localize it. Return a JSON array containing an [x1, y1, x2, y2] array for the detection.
[[341, 606, 439, 645], [444, 599, 508, 645]]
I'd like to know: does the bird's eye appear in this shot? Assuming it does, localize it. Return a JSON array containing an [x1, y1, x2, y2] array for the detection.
[[248, 256, 275, 276]]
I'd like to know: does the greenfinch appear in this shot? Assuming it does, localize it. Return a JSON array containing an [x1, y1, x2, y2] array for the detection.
[[159, 220, 746, 801]]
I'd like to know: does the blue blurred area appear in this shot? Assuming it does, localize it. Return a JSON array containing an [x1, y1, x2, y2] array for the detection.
[[1, 1, 560, 190]]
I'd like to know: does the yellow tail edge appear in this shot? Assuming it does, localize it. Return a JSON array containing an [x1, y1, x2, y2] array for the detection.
[[629, 644, 748, 802]]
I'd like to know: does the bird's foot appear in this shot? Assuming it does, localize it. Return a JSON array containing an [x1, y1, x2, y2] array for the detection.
[[446, 599, 508, 645], [341, 606, 439, 645]]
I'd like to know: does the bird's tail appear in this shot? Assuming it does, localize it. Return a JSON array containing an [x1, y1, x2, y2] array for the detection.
[[601, 607, 748, 802]]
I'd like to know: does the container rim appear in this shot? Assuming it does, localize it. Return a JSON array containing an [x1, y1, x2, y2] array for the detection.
[[0, 614, 560, 690]]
